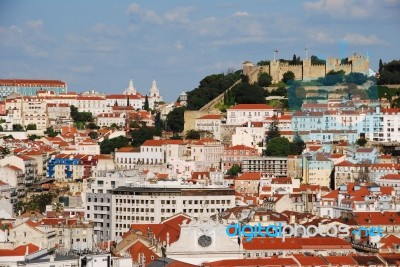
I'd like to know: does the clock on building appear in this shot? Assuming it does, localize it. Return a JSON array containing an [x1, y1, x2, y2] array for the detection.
[[198, 235, 212, 247]]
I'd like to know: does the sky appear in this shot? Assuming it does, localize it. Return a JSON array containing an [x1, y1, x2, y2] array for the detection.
[[0, 0, 399, 102]]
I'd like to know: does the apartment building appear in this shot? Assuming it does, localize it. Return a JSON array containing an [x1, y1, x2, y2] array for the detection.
[[226, 104, 275, 125], [194, 114, 225, 140], [110, 184, 235, 239], [241, 156, 288, 177], [0, 79, 67, 98], [85, 169, 145, 242]]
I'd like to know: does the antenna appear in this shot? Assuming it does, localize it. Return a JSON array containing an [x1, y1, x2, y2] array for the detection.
[[273, 49, 278, 61]]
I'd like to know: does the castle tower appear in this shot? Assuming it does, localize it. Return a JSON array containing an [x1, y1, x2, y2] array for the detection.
[[149, 79, 160, 98], [270, 60, 280, 84], [302, 59, 311, 81], [179, 91, 187, 106], [349, 53, 369, 75], [124, 79, 137, 95]]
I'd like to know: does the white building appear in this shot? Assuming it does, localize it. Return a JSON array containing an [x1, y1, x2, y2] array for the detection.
[[226, 104, 275, 125], [111, 183, 235, 239], [195, 114, 225, 141], [85, 169, 145, 242]]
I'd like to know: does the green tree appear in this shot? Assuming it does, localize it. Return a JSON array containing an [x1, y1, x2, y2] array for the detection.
[[185, 130, 201, 139], [166, 107, 185, 133], [379, 59, 383, 73], [258, 73, 272, 87], [282, 71, 295, 84], [227, 164, 241, 176], [345, 72, 368, 85], [26, 124, 37, 130], [310, 55, 326, 65], [1, 147, 10, 156], [88, 131, 99, 139], [257, 60, 270, 66], [270, 86, 287, 97], [70, 105, 93, 123], [110, 123, 120, 129], [290, 133, 305, 155], [130, 121, 140, 128], [356, 138, 367, 147], [186, 71, 241, 110], [100, 136, 130, 154], [287, 82, 306, 110], [265, 137, 291, 156], [241, 74, 249, 84], [44, 127, 59, 137], [234, 83, 266, 104], [28, 134, 42, 141], [319, 70, 345, 86], [377, 60, 400, 85], [21, 193, 54, 213], [12, 124, 24, 131], [86, 122, 100, 130], [131, 125, 162, 147], [144, 95, 150, 111], [266, 115, 280, 142]]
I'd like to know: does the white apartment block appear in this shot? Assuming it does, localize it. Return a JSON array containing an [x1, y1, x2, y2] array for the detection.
[[226, 104, 275, 125], [85, 169, 145, 241], [194, 114, 225, 141], [96, 113, 126, 128], [76, 96, 109, 116], [4, 97, 48, 130], [111, 184, 235, 239], [188, 139, 224, 169]]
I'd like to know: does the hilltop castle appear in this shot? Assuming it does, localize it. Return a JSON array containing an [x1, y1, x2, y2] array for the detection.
[[243, 53, 369, 84]]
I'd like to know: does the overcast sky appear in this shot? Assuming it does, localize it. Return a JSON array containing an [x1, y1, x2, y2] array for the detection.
[[0, 0, 399, 102]]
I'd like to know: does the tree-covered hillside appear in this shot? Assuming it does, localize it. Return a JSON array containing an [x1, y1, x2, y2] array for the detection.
[[186, 70, 242, 110]]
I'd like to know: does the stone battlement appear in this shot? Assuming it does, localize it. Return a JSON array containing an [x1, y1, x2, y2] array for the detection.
[[244, 53, 369, 83]]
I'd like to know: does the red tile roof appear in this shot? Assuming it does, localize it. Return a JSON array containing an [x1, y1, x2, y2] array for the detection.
[[335, 160, 354, 167], [236, 172, 261, 181], [117, 147, 139, 152], [0, 79, 65, 87], [379, 234, 400, 250], [142, 139, 184, 146], [0, 244, 40, 256], [352, 212, 400, 226], [323, 255, 357, 265], [204, 257, 298, 267], [229, 104, 274, 110], [197, 114, 224, 120], [293, 254, 329, 266], [128, 241, 158, 264]]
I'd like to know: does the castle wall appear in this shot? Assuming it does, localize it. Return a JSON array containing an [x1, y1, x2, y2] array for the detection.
[[309, 65, 326, 80], [243, 54, 369, 84], [184, 111, 207, 134], [350, 55, 369, 75]]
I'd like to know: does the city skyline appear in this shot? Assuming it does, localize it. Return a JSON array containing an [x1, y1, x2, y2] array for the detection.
[[0, 0, 399, 102]]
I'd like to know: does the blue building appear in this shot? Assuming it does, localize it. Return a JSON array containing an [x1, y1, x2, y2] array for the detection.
[[47, 155, 80, 179], [0, 79, 67, 98]]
